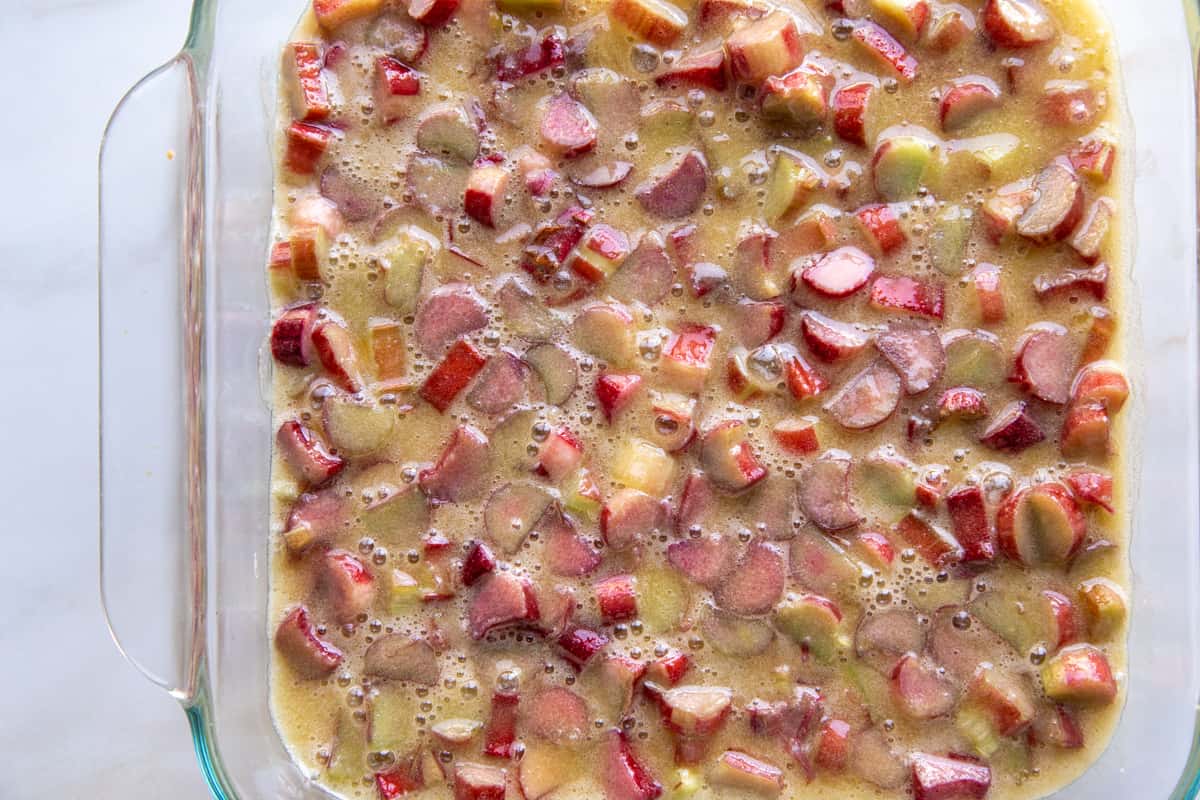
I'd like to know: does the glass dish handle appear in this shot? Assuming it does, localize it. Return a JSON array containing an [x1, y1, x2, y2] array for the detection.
[[98, 55, 206, 704]]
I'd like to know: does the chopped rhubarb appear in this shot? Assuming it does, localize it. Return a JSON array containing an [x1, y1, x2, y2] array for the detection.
[[852, 21, 918, 83], [725, 11, 804, 84], [609, 0, 689, 46], [285, 43, 331, 121], [275, 606, 343, 678], [856, 204, 908, 254], [420, 340, 487, 413], [870, 275, 946, 320], [285, 121, 333, 175]]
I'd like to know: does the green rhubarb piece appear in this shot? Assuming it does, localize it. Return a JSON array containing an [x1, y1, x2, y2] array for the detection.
[[328, 705, 370, 783], [930, 205, 973, 276], [384, 226, 439, 312], [955, 703, 1002, 758], [563, 468, 602, 521], [844, 661, 899, 723], [370, 688, 421, 755], [638, 564, 690, 634], [388, 569, 422, 614], [764, 150, 823, 223], [859, 450, 917, 510], [873, 134, 936, 201], [943, 330, 1005, 387], [1079, 578, 1127, 641], [774, 595, 848, 661], [968, 586, 1045, 654]]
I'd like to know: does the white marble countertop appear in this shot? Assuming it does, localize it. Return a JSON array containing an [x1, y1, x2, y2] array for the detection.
[[1, 0, 209, 796]]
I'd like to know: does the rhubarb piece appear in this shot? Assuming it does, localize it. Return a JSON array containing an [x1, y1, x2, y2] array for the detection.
[[275, 606, 343, 678], [1068, 198, 1114, 264], [943, 329, 1005, 387], [980, 401, 1045, 453], [609, 0, 689, 46], [967, 665, 1036, 737], [285, 122, 333, 175], [1012, 324, 1075, 404], [535, 429, 585, 484], [711, 751, 784, 796], [763, 150, 824, 223], [453, 763, 506, 800], [636, 150, 708, 219], [573, 303, 637, 367], [798, 450, 861, 530], [595, 574, 639, 623], [415, 105, 478, 163], [981, 0, 1053, 47], [853, 530, 896, 569], [612, 438, 676, 497], [852, 20, 918, 83], [517, 744, 576, 800], [408, 0, 460, 26], [925, 6, 974, 50], [996, 482, 1085, 565], [1070, 360, 1130, 411], [1017, 160, 1084, 244], [971, 263, 1006, 323], [466, 350, 531, 417], [288, 225, 329, 282], [668, 533, 735, 587], [658, 685, 734, 737], [463, 164, 508, 228], [313, 0, 385, 29], [855, 608, 924, 665], [775, 593, 846, 660], [700, 420, 768, 493], [312, 322, 362, 392], [460, 540, 497, 588], [557, 626, 608, 670], [1031, 704, 1085, 749], [414, 284, 488, 357], [725, 11, 804, 83], [321, 550, 376, 623], [761, 64, 833, 130], [1070, 135, 1117, 182], [815, 719, 852, 771], [896, 511, 963, 566], [602, 729, 663, 800], [538, 93, 599, 159], [524, 687, 590, 744], [646, 650, 691, 686], [799, 246, 875, 299], [870, 0, 931, 40], [1040, 81, 1102, 127], [910, 753, 992, 800], [602, 488, 665, 550], [285, 43, 331, 122], [599, 654, 648, 714], [1078, 578, 1127, 640], [715, 540, 786, 616], [661, 325, 718, 392], [823, 361, 902, 430], [382, 226, 438, 313], [271, 303, 318, 368], [541, 507, 602, 577], [1041, 644, 1118, 705], [646, 391, 698, 453], [1063, 412, 1111, 465], [468, 572, 539, 639], [1034, 264, 1109, 302], [892, 653, 957, 719], [493, 29, 566, 82], [366, 12, 429, 63], [608, 234, 675, 306], [322, 397, 396, 457], [856, 203, 907, 254], [285, 489, 348, 551], [656, 46, 728, 90], [832, 81, 875, 147], [675, 471, 716, 536], [875, 323, 946, 395], [374, 56, 421, 124], [596, 373, 644, 422], [772, 416, 820, 455], [870, 275, 945, 320], [1066, 469, 1115, 512], [939, 387, 989, 420], [800, 312, 871, 363], [946, 485, 995, 562], [873, 134, 935, 201], [637, 565, 690, 633], [420, 340, 487, 413], [940, 78, 1002, 131], [369, 320, 406, 381], [364, 635, 440, 685], [485, 483, 552, 554], [419, 424, 490, 503], [276, 420, 345, 487], [568, 224, 631, 284], [981, 179, 1036, 243], [524, 343, 579, 407], [482, 690, 520, 759]]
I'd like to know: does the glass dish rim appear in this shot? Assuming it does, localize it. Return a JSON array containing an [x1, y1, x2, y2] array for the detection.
[[98, 0, 1200, 798]]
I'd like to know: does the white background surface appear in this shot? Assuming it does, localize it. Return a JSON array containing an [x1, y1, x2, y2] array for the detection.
[[0, 0, 209, 797]]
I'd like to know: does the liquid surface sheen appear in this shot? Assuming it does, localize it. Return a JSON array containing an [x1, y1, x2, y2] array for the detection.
[[266, 0, 1130, 797]]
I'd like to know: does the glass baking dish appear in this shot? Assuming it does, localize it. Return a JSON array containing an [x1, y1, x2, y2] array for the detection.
[[97, 0, 1200, 797]]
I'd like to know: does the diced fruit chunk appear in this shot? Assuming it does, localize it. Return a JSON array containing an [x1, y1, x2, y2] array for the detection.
[[910, 753, 992, 800], [725, 11, 804, 84], [285, 43, 331, 122], [996, 482, 1085, 565], [285, 122, 333, 175], [980, 401, 1045, 453], [609, 0, 689, 46], [275, 606, 343, 678], [374, 56, 421, 123], [314, 0, 385, 30], [710, 751, 784, 796], [1078, 578, 1126, 640], [852, 21, 918, 82], [856, 204, 907, 254], [602, 729, 664, 800], [981, 0, 1054, 48], [873, 134, 935, 201], [700, 421, 768, 493], [464, 164, 508, 228], [540, 93, 599, 158], [613, 438, 677, 497], [1041, 644, 1118, 705], [824, 361, 902, 430], [420, 340, 487, 413]]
